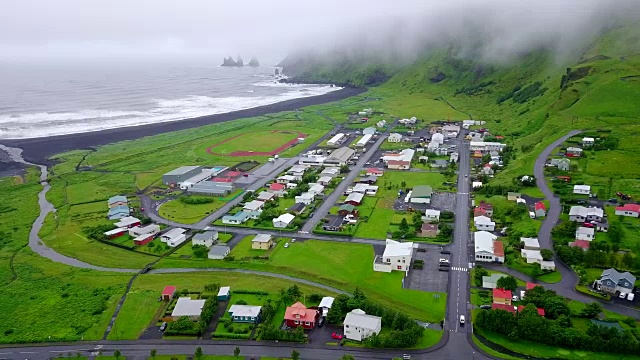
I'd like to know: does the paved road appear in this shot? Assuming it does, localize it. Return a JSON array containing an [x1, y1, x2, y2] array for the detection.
[[301, 134, 389, 232]]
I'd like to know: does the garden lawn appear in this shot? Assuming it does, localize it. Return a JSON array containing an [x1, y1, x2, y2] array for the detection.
[[108, 290, 166, 340], [475, 327, 640, 360], [207, 130, 304, 154], [158, 198, 225, 224], [229, 236, 286, 259]]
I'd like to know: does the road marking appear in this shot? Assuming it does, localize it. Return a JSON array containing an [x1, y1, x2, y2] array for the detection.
[[20, 352, 38, 354], [452, 266, 468, 272]]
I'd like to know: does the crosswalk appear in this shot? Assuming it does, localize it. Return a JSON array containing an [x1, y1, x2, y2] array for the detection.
[[451, 266, 468, 272]]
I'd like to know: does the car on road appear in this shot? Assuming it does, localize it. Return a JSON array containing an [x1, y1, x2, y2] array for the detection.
[[402, 355, 411, 360], [459, 315, 465, 325], [160, 322, 167, 331], [439, 258, 450, 265], [440, 248, 451, 254], [284, 243, 290, 248], [331, 332, 343, 339]]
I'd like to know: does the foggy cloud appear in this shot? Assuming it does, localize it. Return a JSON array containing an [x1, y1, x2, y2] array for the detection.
[[0, 0, 638, 64]]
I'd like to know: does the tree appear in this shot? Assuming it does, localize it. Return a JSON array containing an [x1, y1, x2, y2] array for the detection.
[[580, 302, 602, 318], [234, 347, 240, 358], [540, 249, 554, 261], [194, 347, 203, 360], [496, 275, 518, 291], [608, 222, 624, 244], [339, 355, 355, 360], [412, 212, 423, 229], [474, 266, 489, 287], [399, 218, 410, 235], [531, 263, 542, 278], [114, 350, 121, 360], [192, 245, 209, 258], [291, 349, 300, 360], [150, 349, 157, 360]]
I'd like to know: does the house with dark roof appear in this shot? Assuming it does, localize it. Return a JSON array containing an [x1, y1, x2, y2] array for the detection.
[[287, 202, 307, 215], [418, 223, 438, 238], [596, 268, 636, 295], [322, 215, 345, 231]]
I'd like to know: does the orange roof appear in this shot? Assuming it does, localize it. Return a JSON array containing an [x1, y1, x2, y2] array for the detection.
[[284, 302, 317, 322], [493, 241, 504, 257], [493, 288, 512, 300]]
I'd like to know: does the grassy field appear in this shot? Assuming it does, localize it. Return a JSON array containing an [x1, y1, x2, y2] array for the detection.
[[156, 240, 446, 323], [107, 289, 165, 340], [206, 130, 303, 154], [228, 235, 286, 259], [354, 170, 446, 239], [158, 198, 225, 224]]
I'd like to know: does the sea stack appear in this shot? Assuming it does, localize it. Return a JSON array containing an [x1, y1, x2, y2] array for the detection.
[[248, 56, 260, 67], [221, 56, 237, 66], [275, 68, 280, 76], [236, 55, 244, 67]]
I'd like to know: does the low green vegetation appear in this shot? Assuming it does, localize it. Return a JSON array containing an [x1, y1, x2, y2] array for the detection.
[[158, 197, 225, 224]]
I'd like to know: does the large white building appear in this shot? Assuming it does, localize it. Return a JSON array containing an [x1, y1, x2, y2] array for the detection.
[[343, 309, 382, 341], [469, 141, 507, 153], [388, 133, 403, 143], [356, 134, 373, 147], [161, 228, 188, 247], [327, 133, 345, 146], [373, 240, 415, 273], [573, 185, 591, 195], [474, 216, 495, 231], [474, 231, 504, 263]]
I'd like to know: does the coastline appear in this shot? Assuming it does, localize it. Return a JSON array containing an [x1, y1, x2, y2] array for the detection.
[[0, 86, 366, 164]]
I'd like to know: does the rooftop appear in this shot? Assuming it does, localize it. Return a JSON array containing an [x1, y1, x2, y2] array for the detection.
[[208, 245, 230, 257], [252, 234, 273, 243], [383, 239, 414, 257], [493, 288, 512, 299], [412, 185, 433, 198], [164, 166, 200, 176], [344, 309, 382, 330], [193, 230, 218, 241], [228, 305, 262, 318], [171, 297, 206, 317]]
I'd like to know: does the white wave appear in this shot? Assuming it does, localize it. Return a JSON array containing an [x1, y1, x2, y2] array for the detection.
[[0, 85, 343, 139]]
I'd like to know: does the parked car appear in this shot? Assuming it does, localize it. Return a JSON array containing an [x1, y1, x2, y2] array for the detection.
[[160, 322, 167, 331], [512, 295, 519, 302], [628, 293, 635, 301], [582, 222, 594, 228], [318, 317, 325, 327], [291, 238, 296, 243], [441, 249, 451, 255], [480, 305, 491, 310], [619, 292, 627, 299], [331, 332, 343, 340], [284, 243, 290, 248]]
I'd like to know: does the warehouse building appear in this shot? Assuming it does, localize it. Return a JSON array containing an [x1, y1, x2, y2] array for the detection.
[[163, 166, 203, 187], [187, 182, 234, 195], [324, 147, 355, 166]]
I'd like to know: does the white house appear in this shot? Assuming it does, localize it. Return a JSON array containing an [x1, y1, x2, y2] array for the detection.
[[423, 209, 441, 223], [161, 228, 188, 247], [287, 165, 308, 176], [373, 240, 415, 273], [521, 237, 540, 250], [308, 183, 325, 196], [171, 297, 206, 321], [317, 176, 333, 186], [273, 213, 295, 228], [243, 200, 265, 212], [256, 191, 276, 202], [474, 216, 495, 231], [295, 192, 315, 205], [615, 204, 640, 218], [388, 133, 403, 143], [575, 226, 595, 241], [474, 231, 503, 263], [521, 249, 543, 264], [321, 167, 341, 177], [343, 309, 382, 342], [277, 174, 299, 184], [319, 296, 334, 317], [573, 185, 591, 195], [569, 206, 604, 222], [192, 230, 218, 248], [208, 245, 231, 259], [582, 137, 595, 146], [431, 133, 444, 145], [353, 183, 378, 196]]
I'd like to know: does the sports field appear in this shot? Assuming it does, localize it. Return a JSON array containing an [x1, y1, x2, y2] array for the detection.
[[206, 130, 306, 156]]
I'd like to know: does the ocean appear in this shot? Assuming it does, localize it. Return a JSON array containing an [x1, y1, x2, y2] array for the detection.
[[0, 61, 340, 139]]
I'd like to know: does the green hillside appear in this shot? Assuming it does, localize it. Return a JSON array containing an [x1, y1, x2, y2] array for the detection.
[[302, 22, 640, 195]]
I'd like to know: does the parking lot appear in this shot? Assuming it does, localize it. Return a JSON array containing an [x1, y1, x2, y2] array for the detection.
[[405, 247, 450, 293]]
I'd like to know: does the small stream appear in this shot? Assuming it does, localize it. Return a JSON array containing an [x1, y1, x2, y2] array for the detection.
[[0, 144, 137, 273]]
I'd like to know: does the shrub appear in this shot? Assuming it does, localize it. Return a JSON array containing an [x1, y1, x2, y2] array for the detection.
[[180, 196, 214, 205]]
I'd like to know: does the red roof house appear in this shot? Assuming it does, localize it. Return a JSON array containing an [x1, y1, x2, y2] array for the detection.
[[284, 302, 318, 330], [366, 168, 384, 176], [518, 305, 545, 316], [493, 241, 504, 260], [493, 288, 512, 305], [492, 303, 516, 314], [473, 207, 488, 217], [534, 201, 547, 217], [615, 203, 640, 217], [270, 183, 286, 191], [162, 286, 176, 301], [569, 239, 591, 250], [535, 202, 546, 211], [477, 201, 494, 216]]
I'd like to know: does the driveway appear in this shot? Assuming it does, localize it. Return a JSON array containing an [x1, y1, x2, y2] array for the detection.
[[405, 248, 449, 293]]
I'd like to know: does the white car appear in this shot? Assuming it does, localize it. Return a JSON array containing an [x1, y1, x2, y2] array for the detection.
[[512, 295, 519, 302], [284, 243, 290, 248], [459, 315, 465, 325], [619, 292, 627, 299]]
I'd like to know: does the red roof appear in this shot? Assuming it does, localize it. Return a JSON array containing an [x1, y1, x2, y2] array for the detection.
[[492, 303, 516, 313], [484, 163, 492, 168], [493, 241, 504, 257], [570, 240, 591, 249], [162, 285, 176, 296], [366, 168, 384, 174], [270, 183, 286, 191], [535, 202, 546, 211], [526, 282, 538, 290], [474, 208, 488, 216], [225, 171, 243, 178], [493, 288, 512, 300], [478, 201, 493, 210], [518, 305, 545, 316], [284, 302, 317, 323], [616, 204, 640, 213], [212, 177, 233, 183]]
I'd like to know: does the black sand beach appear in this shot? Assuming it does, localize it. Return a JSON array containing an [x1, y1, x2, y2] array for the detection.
[[0, 87, 366, 164]]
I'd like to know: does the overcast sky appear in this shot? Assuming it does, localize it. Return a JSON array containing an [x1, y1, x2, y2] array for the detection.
[[0, 0, 638, 64]]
